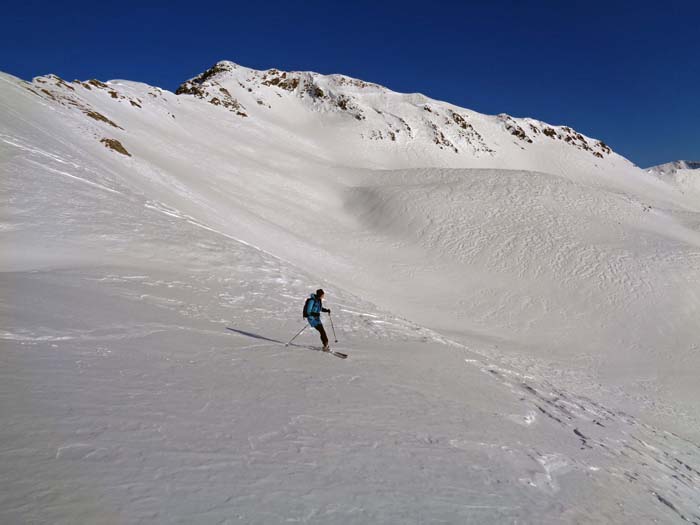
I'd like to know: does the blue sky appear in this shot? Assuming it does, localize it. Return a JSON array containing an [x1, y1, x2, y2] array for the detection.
[[2, 0, 698, 167]]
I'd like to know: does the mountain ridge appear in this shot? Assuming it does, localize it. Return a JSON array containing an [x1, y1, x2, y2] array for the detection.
[[647, 160, 700, 173], [174, 60, 616, 162], [13, 59, 628, 179], [646, 160, 700, 197]]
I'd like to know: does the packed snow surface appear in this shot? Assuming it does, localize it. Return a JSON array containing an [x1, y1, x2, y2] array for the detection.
[[1, 62, 700, 523]]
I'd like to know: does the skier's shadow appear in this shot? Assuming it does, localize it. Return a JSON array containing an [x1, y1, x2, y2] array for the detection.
[[226, 327, 309, 348], [226, 327, 286, 344]]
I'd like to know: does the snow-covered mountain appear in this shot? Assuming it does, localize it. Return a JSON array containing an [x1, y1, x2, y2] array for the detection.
[[1, 62, 700, 523], [647, 160, 700, 197], [648, 160, 700, 175], [175, 61, 618, 168]]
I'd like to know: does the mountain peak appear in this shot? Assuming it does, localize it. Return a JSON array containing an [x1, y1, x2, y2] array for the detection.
[[172, 60, 618, 168], [646, 160, 700, 196], [647, 160, 700, 174]]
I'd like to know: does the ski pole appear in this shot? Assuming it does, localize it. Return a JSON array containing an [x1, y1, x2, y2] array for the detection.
[[329, 313, 338, 343], [285, 324, 307, 346]]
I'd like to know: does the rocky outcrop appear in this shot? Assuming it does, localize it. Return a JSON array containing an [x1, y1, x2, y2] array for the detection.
[[100, 138, 131, 156], [176, 62, 248, 117], [31, 74, 125, 130]]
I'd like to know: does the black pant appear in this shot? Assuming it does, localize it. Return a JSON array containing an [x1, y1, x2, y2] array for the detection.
[[314, 323, 329, 347]]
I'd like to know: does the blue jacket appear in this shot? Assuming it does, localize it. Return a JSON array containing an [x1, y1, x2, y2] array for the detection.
[[304, 294, 328, 327]]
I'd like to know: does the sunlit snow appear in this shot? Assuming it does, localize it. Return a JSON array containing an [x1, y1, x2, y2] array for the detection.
[[1, 63, 699, 524]]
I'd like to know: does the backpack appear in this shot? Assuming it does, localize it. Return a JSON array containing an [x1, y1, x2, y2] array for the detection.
[[302, 297, 312, 318]]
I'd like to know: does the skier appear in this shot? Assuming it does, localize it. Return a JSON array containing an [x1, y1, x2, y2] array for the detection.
[[303, 289, 331, 351]]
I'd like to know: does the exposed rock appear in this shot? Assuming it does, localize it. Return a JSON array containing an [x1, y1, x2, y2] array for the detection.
[[40, 89, 57, 101], [330, 94, 364, 120], [100, 138, 131, 156], [330, 76, 379, 89], [88, 79, 109, 89], [498, 114, 533, 143], [429, 121, 458, 152], [175, 63, 247, 117], [450, 111, 469, 130], [85, 110, 122, 129], [261, 70, 300, 91], [305, 84, 325, 99], [597, 141, 611, 154], [176, 62, 233, 94]]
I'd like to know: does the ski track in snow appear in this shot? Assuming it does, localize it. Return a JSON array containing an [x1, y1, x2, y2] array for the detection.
[[22, 158, 123, 195], [464, 356, 700, 522]]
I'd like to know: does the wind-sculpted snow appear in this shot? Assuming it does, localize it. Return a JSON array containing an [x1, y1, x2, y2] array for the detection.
[[342, 169, 700, 369], [2, 65, 700, 523]]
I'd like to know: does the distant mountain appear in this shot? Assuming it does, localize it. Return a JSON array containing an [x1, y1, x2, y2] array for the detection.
[[647, 160, 700, 175], [647, 160, 700, 196]]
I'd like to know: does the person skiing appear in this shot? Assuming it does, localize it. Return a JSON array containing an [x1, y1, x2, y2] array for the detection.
[[303, 289, 331, 351]]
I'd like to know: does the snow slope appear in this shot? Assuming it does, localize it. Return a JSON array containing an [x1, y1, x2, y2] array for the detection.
[[1, 63, 700, 523]]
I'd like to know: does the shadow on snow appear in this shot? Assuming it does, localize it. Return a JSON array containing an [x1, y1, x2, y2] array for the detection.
[[225, 327, 288, 345], [225, 327, 322, 350]]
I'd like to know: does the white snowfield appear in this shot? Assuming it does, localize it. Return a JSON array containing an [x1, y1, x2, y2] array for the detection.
[[1, 61, 699, 524]]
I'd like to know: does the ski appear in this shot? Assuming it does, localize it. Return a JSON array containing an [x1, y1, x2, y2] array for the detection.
[[310, 346, 348, 359]]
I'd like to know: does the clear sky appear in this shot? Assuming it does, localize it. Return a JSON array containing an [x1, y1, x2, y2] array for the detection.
[[2, 0, 698, 167]]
